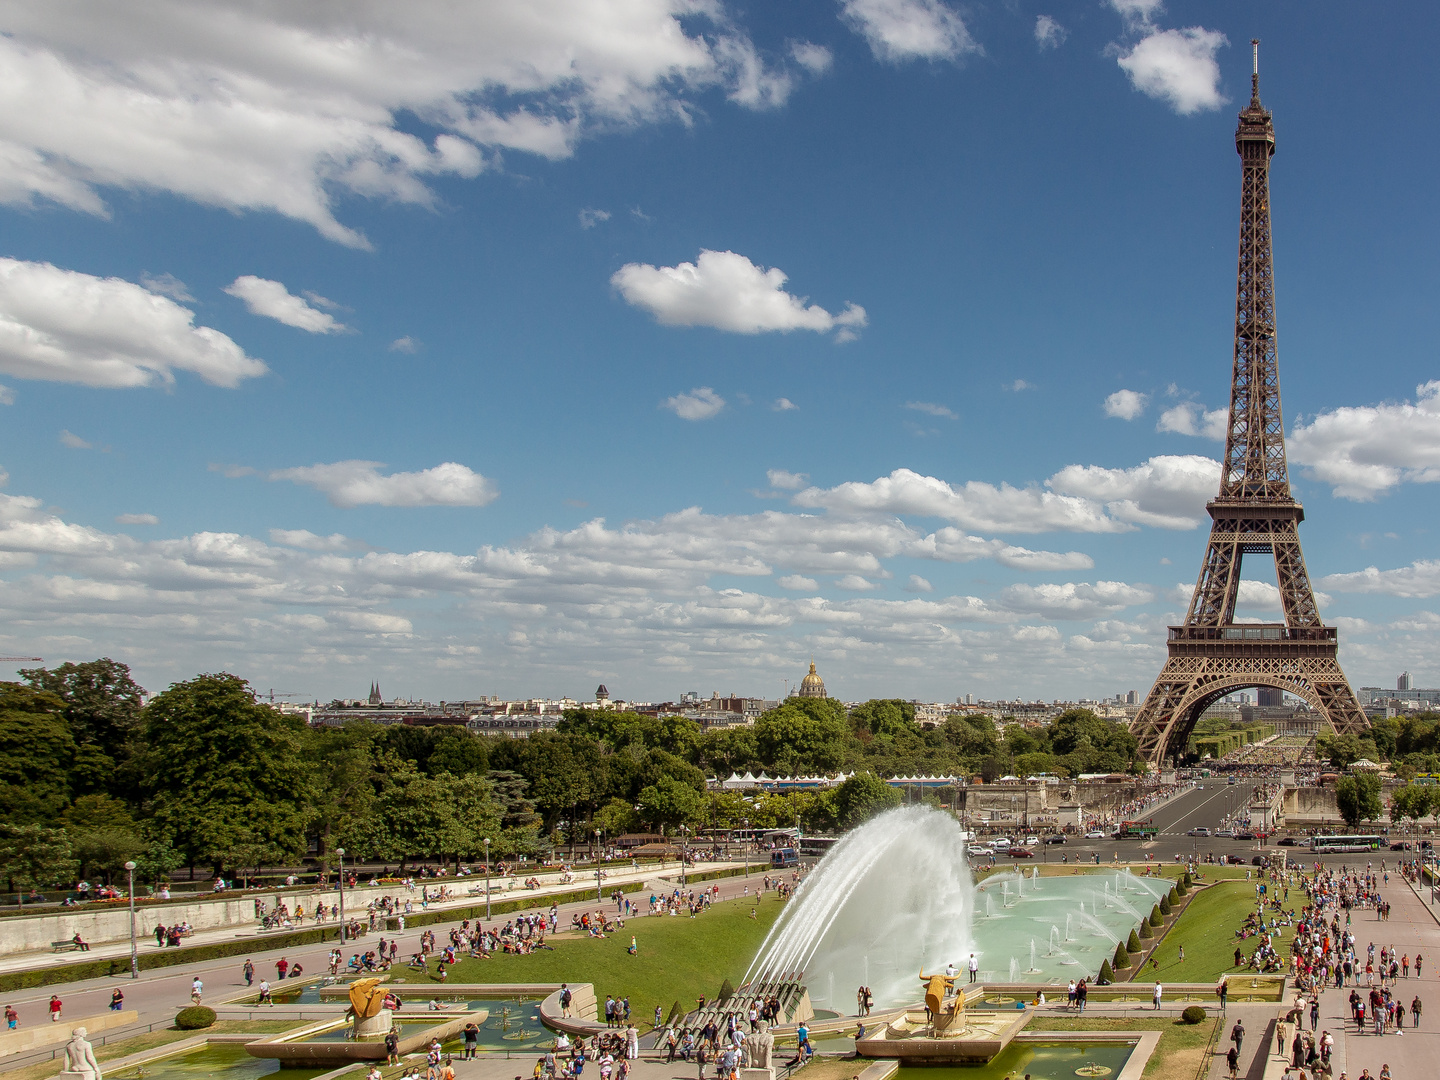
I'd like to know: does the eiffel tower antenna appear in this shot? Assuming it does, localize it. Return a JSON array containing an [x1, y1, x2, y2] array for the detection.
[[1129, 51, 1368, 767]]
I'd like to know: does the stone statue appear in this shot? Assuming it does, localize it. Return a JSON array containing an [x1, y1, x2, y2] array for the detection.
[[743, 1023, 775, 1069], [59, 1028, 101, 1080]]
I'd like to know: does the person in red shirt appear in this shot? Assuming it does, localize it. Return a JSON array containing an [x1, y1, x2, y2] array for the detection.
[[276, 957, 289, 980], [48, 996, 61, 1022]]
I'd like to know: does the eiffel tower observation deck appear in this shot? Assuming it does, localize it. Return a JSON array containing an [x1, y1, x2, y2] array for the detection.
[[1129, 42, 1369, 768]]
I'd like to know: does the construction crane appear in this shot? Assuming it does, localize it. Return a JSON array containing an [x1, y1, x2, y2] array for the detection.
[[0, 657, 42, 663], [259, 689, 305, 704]]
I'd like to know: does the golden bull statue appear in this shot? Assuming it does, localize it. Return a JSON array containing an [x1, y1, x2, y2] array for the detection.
[[918, 970, 966, 1034], [348, 977, 389, 1021]]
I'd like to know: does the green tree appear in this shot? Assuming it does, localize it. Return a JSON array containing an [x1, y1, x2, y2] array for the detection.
[[303, 722, 384, 870], [138, 674, 312, 872], [1388, 783, 1434, 827], [593, 797, 641, 837], [1318, 733, 1370, 770], [831, 772, 902, 829], [21, 659, 145, 794], [1335, 772, 1383, 829], [848, 700, 916, 738], [0, 683, 76, 823], [753, 699, 851, 774], [0, 824, 76, 904], [62, 794, 145, 882], [636, 775, 706, 831]]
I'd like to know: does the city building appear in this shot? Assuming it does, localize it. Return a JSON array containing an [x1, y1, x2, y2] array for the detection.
[[798, 659, 827, 699]]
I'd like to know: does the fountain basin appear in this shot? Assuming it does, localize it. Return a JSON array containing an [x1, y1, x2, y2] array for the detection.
[[244, 1015, 473, 1067]]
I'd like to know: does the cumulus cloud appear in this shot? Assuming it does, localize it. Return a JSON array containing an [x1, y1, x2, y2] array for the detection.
[[224, 276, 347, 333], [905, 574, 934, 593], [269, 529, 355, 552], [835, 574, 880, 591], [0, 385, 12, 406], [1288, 381, 1440, 500], [0, 3, 806, 246], [1047, 454, 1219, 529], [1322, 560, 1440, 599], [1007, 379, 1033, 392], [1104, 389, 1149, 420], [1158, 401, 1227, 440], [768, 469, 809, 490], [772, 397, 798, 412], [268, 460, 498, 508], [389, 336, 419, 353], [662, 387, 726, 421], [0, 258, 266, 389], [116, 513, 159, 525], [904, 401, 957, 419], [840, 0, 979, 63], [778, 574, 819, 591], [999, 580, 1154, 620], [1115, 28, 1228, 115], [59, 430, 92, 449], [578, 208, 611, 229], [1034, 15, 1067, 49], [790, 42, 834, 74], [138, 272, 193, 302], [613, 250, 866, 339]]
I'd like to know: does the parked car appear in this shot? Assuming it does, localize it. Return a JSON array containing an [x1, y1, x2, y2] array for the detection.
[[1009, 847, 1035, 858], [991, 837, 1012, 849], [1235, 831, 1256, 840], [1044, 834, 1067, 845], [1023, 836, 1040, 846], [1084, 830, 1107, 840], [1187, 827, 1210, 837], [1276, 837, 1298, 846], [1214, 829, 1235, 838]]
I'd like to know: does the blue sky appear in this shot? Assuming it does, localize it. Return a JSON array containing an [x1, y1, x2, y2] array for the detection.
[[1, 0, 1438, 704]]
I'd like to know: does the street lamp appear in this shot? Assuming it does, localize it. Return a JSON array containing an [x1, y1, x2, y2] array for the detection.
[[483, 838, 491, 921], [335, 848, 346, 942], [595, 830, 603, 902], [679, 826, 688, 886], [124, 861, 138, 979]]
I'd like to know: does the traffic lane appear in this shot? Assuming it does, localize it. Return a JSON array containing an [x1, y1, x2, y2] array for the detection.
[[1153, 783, 1255, 835], [1143, 785, 1240, 834]]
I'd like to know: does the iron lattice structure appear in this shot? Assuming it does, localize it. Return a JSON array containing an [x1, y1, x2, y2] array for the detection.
[[1129, 49, 1369, 767]]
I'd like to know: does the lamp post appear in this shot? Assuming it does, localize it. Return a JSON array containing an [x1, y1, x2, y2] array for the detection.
[[483, 838, 491, 921], [595, 830, 603, 902], [124, 861, 138, 979], [335, 848, 346, 942], [678, 826, 688, 886]]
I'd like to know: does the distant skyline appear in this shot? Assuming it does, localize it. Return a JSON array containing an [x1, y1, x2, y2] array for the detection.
[[1, 3, 1439, 703]]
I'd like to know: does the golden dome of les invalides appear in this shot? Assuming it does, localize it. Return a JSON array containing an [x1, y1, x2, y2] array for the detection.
[[798, 659, 827, 699]]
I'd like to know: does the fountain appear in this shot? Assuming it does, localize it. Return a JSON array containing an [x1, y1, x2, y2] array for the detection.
[[1025, 940, 1040, 974], [1008, 957, 1020, 981], [1064, 914, 1074, 942]]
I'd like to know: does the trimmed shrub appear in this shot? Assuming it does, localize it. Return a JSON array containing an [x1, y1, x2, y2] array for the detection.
[[1149, 904, 1164, 927], [1180, 1006, 1207, 1025], [1098, 959, 1114, 983], [1175, 879, 1188, 897], [1113, 943, 1130, 968], [666, 1001, 683, 1027], [1183, 871, 1193, 887], [718, 979, 735, 1004], [1168, 887, 1180, 906], [1138, 919, 1153, 939], [1159, 894, 1172, 916], [1127, 929, 1143, 952], [175, 1006, 216, 1030]]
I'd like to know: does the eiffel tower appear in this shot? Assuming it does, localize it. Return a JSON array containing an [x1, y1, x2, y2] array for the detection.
[[1129, 42, 1369, 767]]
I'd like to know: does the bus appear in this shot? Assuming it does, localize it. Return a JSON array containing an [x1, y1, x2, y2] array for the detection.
[[1309, 835, 1383, 854], [770, 848, 799, 869], [798, 836, 837, 858]]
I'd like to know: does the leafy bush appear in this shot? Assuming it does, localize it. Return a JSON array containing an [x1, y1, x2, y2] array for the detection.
[[1180, 1006, 1207, 1025], [1149, 904, 1164, 927], [1098, 959, 1114, 983], [175, 1006, 216, 1030], [1113, 943, 1130, 968], [1127, 929, 1142, 952]]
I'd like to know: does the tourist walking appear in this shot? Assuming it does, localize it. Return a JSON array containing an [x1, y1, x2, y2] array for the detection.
[[48, 996, 61, 1023], [243, 959, 254, 986], [1153, 983, 1162, 1010], [968, 954, 978, 983], [1231, 1019, 1245, 1057], [191, 976, 203, 1005], [1412, 995, 1422, 1028], [1217, 977, 1228, 1015]]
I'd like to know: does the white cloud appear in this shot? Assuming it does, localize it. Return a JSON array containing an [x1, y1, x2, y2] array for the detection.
[[0, 4, 805, 246], [0, 385, 12, 405], [772, 397, 798, 412], [139, 272, 193, 302], [578, 208, 611, 229], [269, 529, 354, 552], [389, 336, 419, 353], [1321, 560, 1440, 600], [790, 42, 834, 74], [1107, 0, 1165, 30], [1034, 16, 1067, 50], [1288, 381, 1440, 500], [1104, 388, 1149, 420], [268, 460, 498, 508], [662, 387, 726, 421], [1158, 401, 1227, 440], [224, 276, 347, 334], [835, 574, 880, 591], [59, 430, 92, 450], [116, 513, 159, 526], [768, 469, 809, 490], [1115, 28, 1228, 115], [613, 250, 866, 339], [905, 574, 934, 593], [999, 581, 1154, 620], [1047, 454, 1219, 529], [840, 0, 979, 63], [0, 257, 266, 389], [1007, 379, 1033, 392], [778, 574, 819, 592], [904, 401, 957, 419]]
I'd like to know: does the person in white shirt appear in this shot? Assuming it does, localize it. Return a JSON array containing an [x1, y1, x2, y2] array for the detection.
[[1153, 983, 1163, 1010], [967, 954, 979, 983]]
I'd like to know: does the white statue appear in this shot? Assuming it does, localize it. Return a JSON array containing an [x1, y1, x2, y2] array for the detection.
[[60, 1028, 101, 1080], [743, 1024, 775, 1069]]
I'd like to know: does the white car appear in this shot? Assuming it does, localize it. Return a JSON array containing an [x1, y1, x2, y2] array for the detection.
[[1084, 830, 1106, 840], [991, 837, 1012, 849], [1023, 836, 1040, 847]]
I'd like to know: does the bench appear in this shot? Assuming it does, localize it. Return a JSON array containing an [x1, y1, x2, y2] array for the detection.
[[51, 940, 86, 953]]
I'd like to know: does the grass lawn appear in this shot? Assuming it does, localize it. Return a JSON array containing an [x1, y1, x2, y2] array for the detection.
[[1136, 879, 1294, 983], [1036, 1015, 1218, 1079], [388, 894, 782, 1030], [2, 1020, 304, 1080]]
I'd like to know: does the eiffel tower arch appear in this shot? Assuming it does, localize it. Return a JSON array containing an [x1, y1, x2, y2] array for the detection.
[[1129, 43, 1369, 767]]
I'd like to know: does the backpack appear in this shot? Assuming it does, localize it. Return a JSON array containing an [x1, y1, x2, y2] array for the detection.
[[561, 989, 572, 1007]]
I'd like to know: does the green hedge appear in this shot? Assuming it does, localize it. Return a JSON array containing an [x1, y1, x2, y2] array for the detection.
[[0, 925, 343, 992]]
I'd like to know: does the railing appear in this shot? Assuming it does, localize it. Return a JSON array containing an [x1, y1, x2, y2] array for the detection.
[[1168, 624, 1336, 643]]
